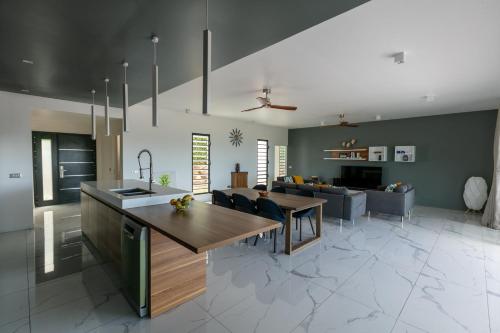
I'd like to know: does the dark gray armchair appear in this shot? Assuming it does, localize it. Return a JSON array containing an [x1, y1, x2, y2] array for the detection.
[[365, 187, 415, 221]]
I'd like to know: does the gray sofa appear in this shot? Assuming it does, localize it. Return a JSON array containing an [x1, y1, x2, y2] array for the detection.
[[271, 181, 366, 222], [365, 186, 415, 221]]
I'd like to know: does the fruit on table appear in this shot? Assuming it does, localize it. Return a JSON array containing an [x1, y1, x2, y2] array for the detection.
[[170, 195, 194, 211]]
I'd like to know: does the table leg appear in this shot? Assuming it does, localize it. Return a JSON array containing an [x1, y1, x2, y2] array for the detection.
[[285, 209, 293, 255], [315, 204, 322, 238]]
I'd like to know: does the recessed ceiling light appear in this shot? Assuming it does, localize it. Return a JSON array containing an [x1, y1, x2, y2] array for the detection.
[[21, 89, 30, 93], [22, 59, 34, 65], [393, 52, 406, 64], [375, 115, 382, 121]]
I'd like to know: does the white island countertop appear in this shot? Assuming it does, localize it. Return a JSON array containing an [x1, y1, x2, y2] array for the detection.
[[81, 180, 191, 209]]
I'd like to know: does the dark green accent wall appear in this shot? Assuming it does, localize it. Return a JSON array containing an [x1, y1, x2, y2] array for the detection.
[[288, 110, 497, 210]]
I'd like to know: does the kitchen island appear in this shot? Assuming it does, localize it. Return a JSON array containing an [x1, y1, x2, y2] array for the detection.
[[80, 180, 280, 318]]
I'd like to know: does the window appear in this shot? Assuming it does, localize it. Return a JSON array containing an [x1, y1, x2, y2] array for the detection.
[[257, 139, 269, 186], [274, 145, 287, 178], [41, 138, 54, 201], [192, 134, 210, 194]]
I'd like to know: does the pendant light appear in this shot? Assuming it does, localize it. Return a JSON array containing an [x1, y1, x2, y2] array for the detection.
[[90, 89, 96, 140], [202, 0, 211, 116], [152, 35, 159, 127], [104, 78, 110, 136], [122, 61, 129, 132]]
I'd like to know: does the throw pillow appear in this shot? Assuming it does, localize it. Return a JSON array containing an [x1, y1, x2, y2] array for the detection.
[[293, 175, 305, 184], [283, 176, 294, 183], [395, 184, 408, 193], [385, 183, 398, 192]]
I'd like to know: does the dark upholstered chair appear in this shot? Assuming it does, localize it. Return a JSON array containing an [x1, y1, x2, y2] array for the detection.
[[253, 184, 267, 191], [256, 197, 285, 252], [232, 193, 257, 214], [270, 187, 286, 193], [366, 186, 415, 222], [292, 189, 315, 240], [212, 190, 233, 209]]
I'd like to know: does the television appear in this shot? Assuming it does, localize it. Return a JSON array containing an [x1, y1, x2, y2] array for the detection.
[[341, 166, 382, 190]]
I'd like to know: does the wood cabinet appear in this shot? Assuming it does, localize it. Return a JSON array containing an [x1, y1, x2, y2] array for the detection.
[[231, 172, 248, 188], [81, 192, 122, 267]]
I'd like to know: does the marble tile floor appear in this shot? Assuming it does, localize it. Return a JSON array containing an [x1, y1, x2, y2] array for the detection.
[[1, 203, 499, 332]]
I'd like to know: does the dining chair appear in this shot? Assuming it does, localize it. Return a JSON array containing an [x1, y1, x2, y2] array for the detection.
[[212, 190, 233, 209], [256, 197, 286, 253], [232, 193, 258, 244], [293, 189, 315, 241], [232, 193, 257, 214], [253, 184, 267, 191], [270, 187, 286, 193]]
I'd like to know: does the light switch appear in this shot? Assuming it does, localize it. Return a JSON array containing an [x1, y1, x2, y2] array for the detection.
[[9, 173, 22, 178]]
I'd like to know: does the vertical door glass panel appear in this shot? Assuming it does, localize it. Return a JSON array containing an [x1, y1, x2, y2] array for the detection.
[[43, 210, 54, 273], [192, 134, 210, 194], [257, 139, 269, 186], [41, 139, 53, 201]]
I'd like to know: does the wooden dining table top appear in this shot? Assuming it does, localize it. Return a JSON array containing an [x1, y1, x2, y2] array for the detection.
[[221, 188, 327, 211]]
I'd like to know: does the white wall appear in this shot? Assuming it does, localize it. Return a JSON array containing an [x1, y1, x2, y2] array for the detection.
[[0, 91, 121, 233], [123, 104, 288, 199]]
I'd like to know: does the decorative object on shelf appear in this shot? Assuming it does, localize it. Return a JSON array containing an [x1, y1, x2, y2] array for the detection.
[[368, 146, 388, 162], [235, 163, 240, 172], [341, 138, 357, 149], [463, 177, 488, 212], [229, 128, 243, 146], [394, 146, 416, 162], [158, 174, 170, 189], [170, 195, 193, 212], [258, 191, 269, 198]]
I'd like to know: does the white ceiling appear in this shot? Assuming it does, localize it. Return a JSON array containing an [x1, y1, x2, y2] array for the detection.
[[139, 0, 500, 128]]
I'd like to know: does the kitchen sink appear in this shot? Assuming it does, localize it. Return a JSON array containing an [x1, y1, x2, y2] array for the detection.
[[110, 188, 156, 196]]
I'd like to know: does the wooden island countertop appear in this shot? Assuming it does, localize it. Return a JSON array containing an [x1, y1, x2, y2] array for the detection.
[[124, 200, 280, 253]]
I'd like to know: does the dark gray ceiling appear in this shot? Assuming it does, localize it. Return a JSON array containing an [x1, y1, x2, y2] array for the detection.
[[0, 0, 369, 107]]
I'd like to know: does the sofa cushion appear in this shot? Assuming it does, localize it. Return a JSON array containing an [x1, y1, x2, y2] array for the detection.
[[277, 176, 285, 182], [285, 182, 298, 189], [321, 186, 349, 195], [283, 176, 294, 183], [292, 175, 304, 184], [395, 184, 408, 193], [298, 184, 318, 192]]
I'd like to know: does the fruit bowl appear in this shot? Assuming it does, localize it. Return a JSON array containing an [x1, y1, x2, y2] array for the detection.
[[170, 195, 194, 212]]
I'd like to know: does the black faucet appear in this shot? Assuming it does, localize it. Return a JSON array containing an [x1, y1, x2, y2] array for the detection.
[[137, 149, 153, 191]]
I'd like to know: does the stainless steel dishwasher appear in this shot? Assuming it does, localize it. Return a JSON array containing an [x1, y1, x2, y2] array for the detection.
[[121, 216, 148, 317]]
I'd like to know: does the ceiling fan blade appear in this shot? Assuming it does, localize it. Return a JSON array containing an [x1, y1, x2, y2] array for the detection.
[[268, 104, 297, 111], [241, 105, 265, 112]]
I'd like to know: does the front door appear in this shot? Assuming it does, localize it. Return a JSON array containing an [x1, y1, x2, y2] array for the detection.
[[33, 132, 96, 207]]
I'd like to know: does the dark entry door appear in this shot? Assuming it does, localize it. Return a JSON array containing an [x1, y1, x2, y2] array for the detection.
[[33, 132, 96, 207]]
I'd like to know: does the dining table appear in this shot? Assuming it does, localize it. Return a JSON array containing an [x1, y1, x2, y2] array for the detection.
[[221, 188, 327, 255]]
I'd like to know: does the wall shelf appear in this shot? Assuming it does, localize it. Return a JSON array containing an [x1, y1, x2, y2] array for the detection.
[[395, 146, 416, 162], [368, 146, 388, 162], [323, 148, 368, 161]]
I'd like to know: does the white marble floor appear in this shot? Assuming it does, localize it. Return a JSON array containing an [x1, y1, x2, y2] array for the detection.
[[1, 204, 499, 333]]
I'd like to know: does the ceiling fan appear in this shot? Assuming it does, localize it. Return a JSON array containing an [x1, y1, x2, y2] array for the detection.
[[324, 114, 359, 127], [241, 88, 297, 112]]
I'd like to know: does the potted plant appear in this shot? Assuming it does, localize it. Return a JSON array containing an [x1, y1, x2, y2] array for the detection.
[[158, 174, 170, 189]]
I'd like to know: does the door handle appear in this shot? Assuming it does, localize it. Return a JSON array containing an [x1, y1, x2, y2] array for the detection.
[[59, 165, 67, 178]]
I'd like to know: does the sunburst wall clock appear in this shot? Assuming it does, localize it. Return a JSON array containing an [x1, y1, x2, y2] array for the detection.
[[229, 128, 243, 147]]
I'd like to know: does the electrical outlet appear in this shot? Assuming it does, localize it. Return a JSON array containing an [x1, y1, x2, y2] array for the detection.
[[9, 173, 22, 178]]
